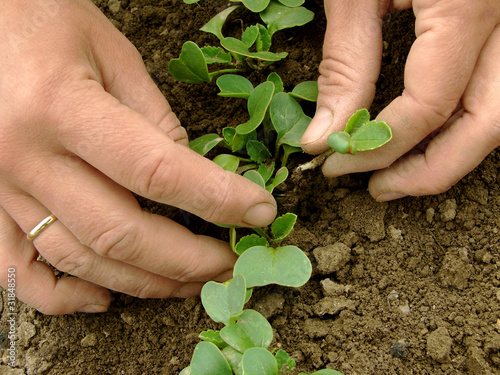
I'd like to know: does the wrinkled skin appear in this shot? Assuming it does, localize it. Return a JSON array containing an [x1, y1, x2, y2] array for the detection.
[[0, 0, 276, 314], [302, 0, 500, 201]]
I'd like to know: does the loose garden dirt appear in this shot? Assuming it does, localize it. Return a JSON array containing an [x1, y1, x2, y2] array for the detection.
[[1, 1, 500, 374]]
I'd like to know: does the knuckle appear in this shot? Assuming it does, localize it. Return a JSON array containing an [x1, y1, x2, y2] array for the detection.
[[49, 249, 93, 277], [88, 220, 141, 262]]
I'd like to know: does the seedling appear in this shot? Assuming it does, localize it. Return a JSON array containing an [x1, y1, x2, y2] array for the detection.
[[296, 109, 392, 172], [170, 1, 391, 373], [169, 0, 314, 83]]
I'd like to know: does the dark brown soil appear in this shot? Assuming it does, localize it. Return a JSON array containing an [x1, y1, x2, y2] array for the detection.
[[2, 1, 500, 374]]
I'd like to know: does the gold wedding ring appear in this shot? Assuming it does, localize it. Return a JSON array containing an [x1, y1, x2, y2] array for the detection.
[[27, 214, 58, 241]]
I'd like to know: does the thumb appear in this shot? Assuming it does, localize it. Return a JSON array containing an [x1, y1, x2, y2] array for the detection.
[[301, 0, 390, 154]]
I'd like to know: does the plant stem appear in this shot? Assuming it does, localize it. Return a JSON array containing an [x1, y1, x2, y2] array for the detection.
[[295, 149, 334, 172], [229, 227, 237, 253], [253, 227, 272, 243]]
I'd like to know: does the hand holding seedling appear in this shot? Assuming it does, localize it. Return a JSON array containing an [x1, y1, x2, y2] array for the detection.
[[0, 0, 276, 315], [301, 0, 500, 201]]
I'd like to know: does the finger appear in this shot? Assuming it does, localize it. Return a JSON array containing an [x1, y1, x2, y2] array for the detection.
[[322, 1, 497, 177], [49, 82, 276, 228], [301, 0, 391, 154], [369, 24, 500, 200], [9, 153, 238, 283], [79, 0, 188, 144], [0, 207, 111, 315], [0, 187, 206, 300]]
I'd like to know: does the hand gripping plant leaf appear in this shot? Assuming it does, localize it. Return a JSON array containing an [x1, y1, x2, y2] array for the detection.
[[171, 1, 391, 374]]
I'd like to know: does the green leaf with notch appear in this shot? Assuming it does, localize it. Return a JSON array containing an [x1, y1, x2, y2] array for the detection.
[[290, 81, 318, 101], [236, 81, 275, 135], [235, 234, 269, 256], [345, 108, 370, 134], [266, 166, 288, 193], [201, 5, 240, 40], [201, 275, 246, 325], [221, 37, 288, 61], [267, 72, 284, 93], [234, 245, 312, 287], [189, 342, 232, 375], [237, 0, 271, 13], [327, 132, 351, 154], [271, 213, 297, 241], [217, 75, 254, 98], [270, 92, 311, 148], [243, 170, 266, 189], [260, 1, 314, 36], [241, 347, 278, 375], [168, 41, 210, 84], [201, 46, 232, 64], [246, 140, 272, 163], [257, 162, 275, 183], [349, 120, 392, 154], [189, 134, 223, 155], [242, 25, 260, 48], [213, 154, 240, 172], [220, 309, 273, 351]]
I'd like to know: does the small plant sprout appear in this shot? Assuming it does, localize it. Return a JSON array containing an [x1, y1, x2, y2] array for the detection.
[[296, 109, 392, 172], [172, 1, 351, 373]]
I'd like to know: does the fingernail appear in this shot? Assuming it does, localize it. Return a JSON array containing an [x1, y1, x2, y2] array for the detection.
[[78, 304, 108, 313], [242, 203, 277, 227], [301, 106, 333, 145], [375, 192, 407, 202]]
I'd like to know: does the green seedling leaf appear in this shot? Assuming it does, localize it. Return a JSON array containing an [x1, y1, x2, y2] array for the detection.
[[235, 234, 269, 256], [189, 341, 232, 375], [184, 0, 201, 3], [189, 134, 223, 155], [266, 166, 288, 193], [290, 81, 318, 102], [270, 92, 311, 148], [241, 347, 278, 375], [242, 25, 259, 48], [201, 275, 246, 325], [281, 144, 302, 167], [256, 24, 272, 51], [201, 46, 232, 64], [222, 346, 243, 375], [236, 0, 271, 13], [220, 309, 273, 352], [345, 108, 370, 134], [277, 0, 304, 6], [179, 367, 190, 375], [246, 140, 272, 163], [168, 41, 210, 84], [213, 154, 240, 172], [223, 127, 257, 152], [234, 245, 312, 287], [327, 131, 351, 154], [267, 72, 284, 93], [275, 349, 296, 372], [201, 6, 240, 40], [221, 37, 288, 61], [257, 162, 275, 183], [349, 120, 392, 154], [271, 213, 297, 241], [243, 170, 266, 189], [217, 75, 254, 98], [260, 1, 314, 36], [199, 329, 228, 349], [236, 81, 275, 135]]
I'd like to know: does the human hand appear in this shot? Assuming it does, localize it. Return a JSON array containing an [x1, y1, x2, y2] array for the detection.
[[301, 0, 500, 201], [0, 0, 276, 314]]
